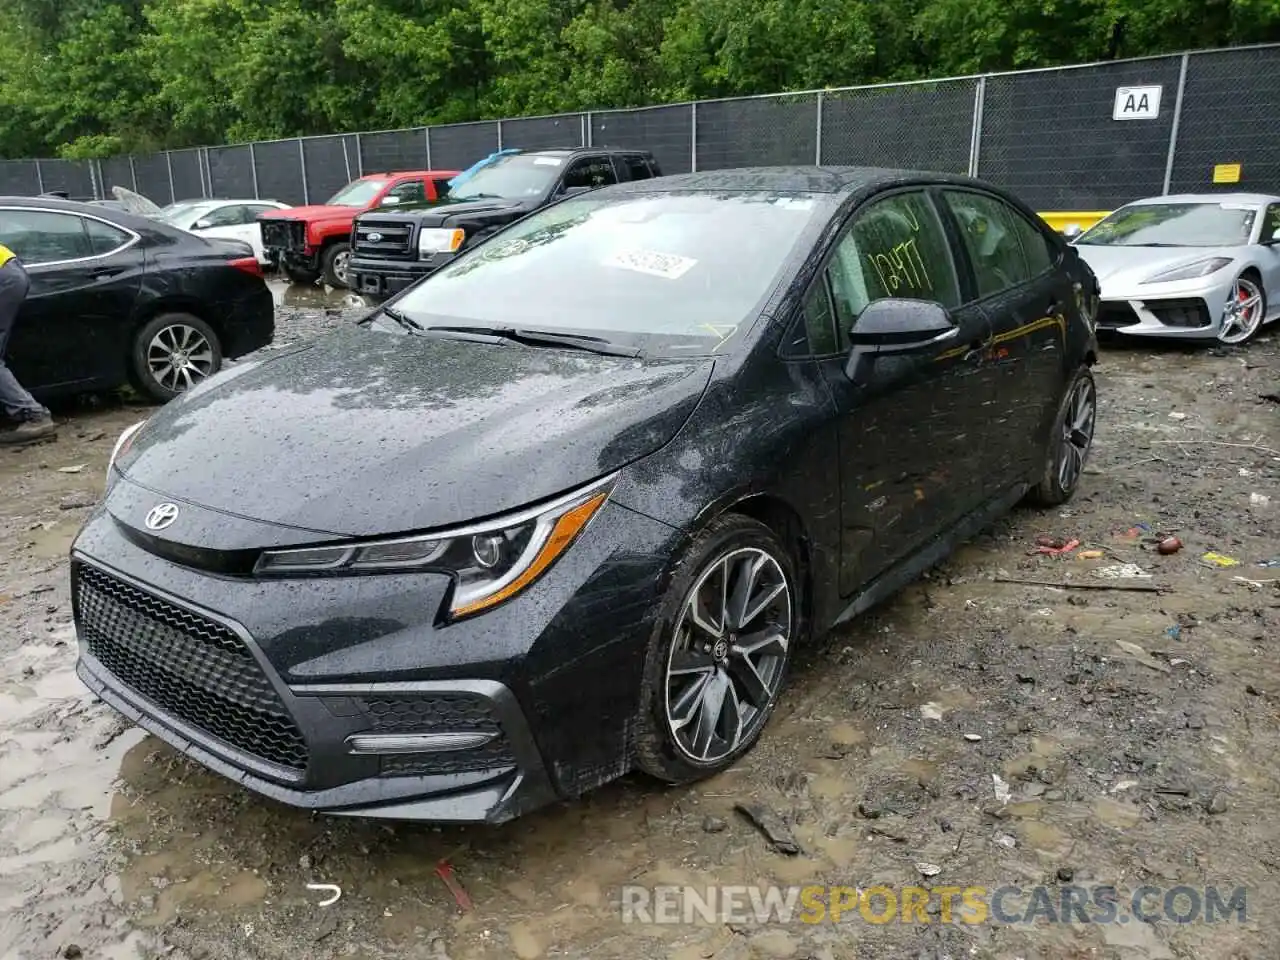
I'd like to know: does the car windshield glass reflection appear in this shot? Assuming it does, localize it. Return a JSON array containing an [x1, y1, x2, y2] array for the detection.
[[393, 191, 826, 355], [1078, 202, 1257, 247], [326, 178, 388, 207], [447, 155, 566, 202]]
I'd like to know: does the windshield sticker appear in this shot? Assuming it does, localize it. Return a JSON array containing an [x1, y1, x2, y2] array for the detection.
[[533, 157, 563, 166], [605, 249, 697, 280], [773, 198, 815, 211]]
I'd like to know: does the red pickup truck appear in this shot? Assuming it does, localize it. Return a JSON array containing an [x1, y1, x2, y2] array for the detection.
[[259, 170, 459, 287]]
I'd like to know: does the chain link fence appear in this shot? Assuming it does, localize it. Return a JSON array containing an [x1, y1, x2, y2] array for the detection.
[[2, 44, 1276, 211]]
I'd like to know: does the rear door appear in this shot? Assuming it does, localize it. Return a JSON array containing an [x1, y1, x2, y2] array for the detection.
[[939, 189, 1071, 479], [0, 207, 144, 392], [1258, 202, 1280, 315], [805, 189, 993, 593]]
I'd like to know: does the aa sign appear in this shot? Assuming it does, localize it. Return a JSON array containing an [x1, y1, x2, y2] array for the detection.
[[1113, 86, 1162, 120]]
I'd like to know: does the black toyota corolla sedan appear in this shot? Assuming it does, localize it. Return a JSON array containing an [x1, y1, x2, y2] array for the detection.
[[72, 167, 1100, 823]]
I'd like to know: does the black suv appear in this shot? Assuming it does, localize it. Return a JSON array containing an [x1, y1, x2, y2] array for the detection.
[[347, 147, 662, 299]]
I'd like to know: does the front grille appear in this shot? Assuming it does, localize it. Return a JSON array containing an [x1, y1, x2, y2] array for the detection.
[[353, 219, 415, 259], [260, 219, 306, 253], [1097, 301, 1140, 329], [1144, 298, 1211, 329], [75, 563, 309, 771], [354, 695, 515, 777]]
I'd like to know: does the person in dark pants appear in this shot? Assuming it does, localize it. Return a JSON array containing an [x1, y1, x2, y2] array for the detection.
[[0, 243, 56, 443]]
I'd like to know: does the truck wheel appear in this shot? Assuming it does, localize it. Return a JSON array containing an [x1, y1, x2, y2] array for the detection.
[[322, 242, 352, 288], [283, 264, 320, 286]]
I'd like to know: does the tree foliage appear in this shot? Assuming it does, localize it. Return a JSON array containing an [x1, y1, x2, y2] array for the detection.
[[0, 0, 1277, 158]]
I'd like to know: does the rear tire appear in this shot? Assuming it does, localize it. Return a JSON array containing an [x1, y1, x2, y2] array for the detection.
[[1026, 366, 1097, 507], [634, 514, 797, 784], [130, 313, 223, 403], [321, 242, 352, 288]]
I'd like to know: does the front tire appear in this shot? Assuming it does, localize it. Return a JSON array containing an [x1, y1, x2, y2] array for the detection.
[[130, 313, 223, 403], [1027, 366, 1097, 507], [634, 515, 797, 784], [321, 242, 352, 288], [1217, 273, 1266, 345]]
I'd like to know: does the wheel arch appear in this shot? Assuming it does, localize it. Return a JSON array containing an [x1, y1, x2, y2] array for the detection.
[[130, 297, 223, 351], [668, 490, 817, 643]]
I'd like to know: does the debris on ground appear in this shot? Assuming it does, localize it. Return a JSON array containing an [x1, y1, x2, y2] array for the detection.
[[1157, 536, 1184, 555], [1031, 536, 1080, 555], [1202, 551, 1241, 568], [435, 861, 473, 913], [734, 802, 802, 855], [1095, 562, 1152, 579]]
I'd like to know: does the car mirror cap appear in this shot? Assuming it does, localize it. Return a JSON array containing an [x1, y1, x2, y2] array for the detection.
[[847, 298, 956, 346], [193, 219, 212, 230]]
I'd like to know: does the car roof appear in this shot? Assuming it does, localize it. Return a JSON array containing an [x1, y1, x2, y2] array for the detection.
[[602, 165, 981, 197], [359, 170, 461, 179], [1127, 192, 1280, 206], [523, 147, 655, 158]]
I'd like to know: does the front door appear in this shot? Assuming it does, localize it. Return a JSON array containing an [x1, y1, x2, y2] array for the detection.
[[805, 189, 993, 596], [1, 208, 144, 393]]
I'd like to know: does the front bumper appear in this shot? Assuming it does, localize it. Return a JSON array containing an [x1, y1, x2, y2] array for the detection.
[[1095, 275, 1231, 339], [349, 252, 458, 298], [70, 494, 676, 822]]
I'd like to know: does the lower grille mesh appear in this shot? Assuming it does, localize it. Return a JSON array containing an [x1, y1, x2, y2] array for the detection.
[[75, 564, 309, 771]]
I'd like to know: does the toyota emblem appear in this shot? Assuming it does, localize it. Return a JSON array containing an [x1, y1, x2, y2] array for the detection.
[[144, 502, 180, 531], [367, 232, 383, 243]]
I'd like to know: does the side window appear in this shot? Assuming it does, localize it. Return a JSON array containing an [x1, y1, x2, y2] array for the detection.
[[1262, 203, 1280, 244], [0, 210, 92, 264], [84, 218, 132, 256], [562, 157, 618, 190], [825, 191, 962, 347], [802, 281, 839, 355], [431, 177, 453, 200], [943, 190, 1038, 298], [622, 155, 653, 182], [385, 179, 426, 204], [243, 204, 278, 220], [202, 205, 245, 227], [1008, 206, 1056, 276]]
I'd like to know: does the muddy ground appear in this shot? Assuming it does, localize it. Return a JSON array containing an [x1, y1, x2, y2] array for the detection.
[[1, 286, 1278, 960]]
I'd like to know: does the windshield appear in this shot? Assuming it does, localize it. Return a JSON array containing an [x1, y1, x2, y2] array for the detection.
[[392, 191, 828, 355], [447, 154, 565, 202], [325, 178, 388, 207], [1077, 202, 1257, 247]]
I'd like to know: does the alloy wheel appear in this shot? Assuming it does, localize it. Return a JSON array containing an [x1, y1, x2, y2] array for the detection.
[[664, 547, 792, 764], [1218, 276, 1264, 345], [333, 250, 351, 286], [147, 324, 215, 393], [1057, 375, 1097, 492]]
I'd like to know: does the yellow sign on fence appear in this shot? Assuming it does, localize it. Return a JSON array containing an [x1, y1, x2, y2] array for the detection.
[[1213, 163, 1242, 184]]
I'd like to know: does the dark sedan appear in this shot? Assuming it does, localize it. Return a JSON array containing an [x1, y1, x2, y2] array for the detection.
[[0, 197, 274, 402], [72, 167, 1099, 824]]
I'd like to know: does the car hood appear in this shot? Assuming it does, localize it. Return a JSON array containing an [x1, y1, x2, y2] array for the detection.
[[418, 197, 528, 222], [261, 204, 361, 222], [117, 326, 713, 538], [1073, 243, 1244, 287]]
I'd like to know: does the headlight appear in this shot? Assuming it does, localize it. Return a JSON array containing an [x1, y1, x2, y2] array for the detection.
[[255, 476, 614, 619], [105, 420, 147, 491], [418, 227, 465, 256], [1142, 257, 1233, 284]]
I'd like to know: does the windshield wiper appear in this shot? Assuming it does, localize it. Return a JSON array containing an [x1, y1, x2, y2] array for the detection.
[[427, 325, 640, 358], [450, 192, 504, 202], [380, 305, 425, 332]]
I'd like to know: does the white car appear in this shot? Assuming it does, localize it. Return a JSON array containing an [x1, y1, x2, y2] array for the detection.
[[158, 199, 291, 265], [1068, 193, 1280, 345]]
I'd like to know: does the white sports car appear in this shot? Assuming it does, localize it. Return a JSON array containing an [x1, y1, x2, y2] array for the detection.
[[1069, 193, 1280, 345]]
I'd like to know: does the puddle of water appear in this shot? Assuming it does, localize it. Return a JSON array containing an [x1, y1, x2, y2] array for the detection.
[[1093, 796, 1142, 829], [268, 278, 368, 310], [1020, 819, 1072, 857]]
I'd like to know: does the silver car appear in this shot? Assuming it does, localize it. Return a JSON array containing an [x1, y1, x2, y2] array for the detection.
[[1068, 193, 1280, 344]]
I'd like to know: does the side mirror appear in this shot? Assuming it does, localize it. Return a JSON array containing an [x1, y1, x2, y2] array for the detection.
[[380, 195, 402, 206], [844, 299, 957, 378], [193, 218, 213, 230], [1061, 223, 1083, 240]]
